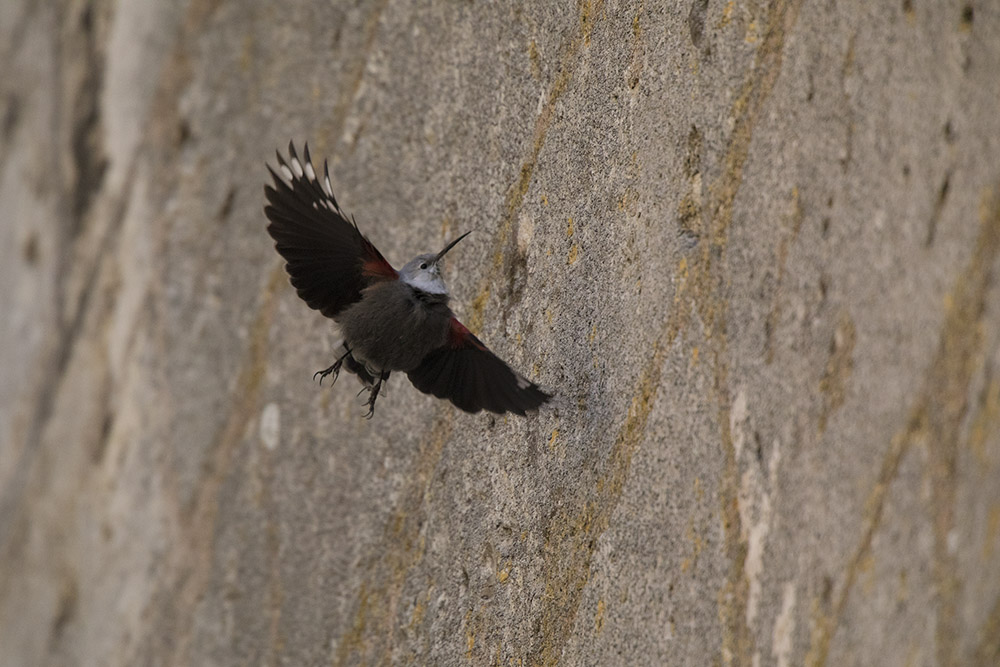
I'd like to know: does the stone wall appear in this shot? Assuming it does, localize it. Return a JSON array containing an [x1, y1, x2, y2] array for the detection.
[[1, 1, 998, 665]]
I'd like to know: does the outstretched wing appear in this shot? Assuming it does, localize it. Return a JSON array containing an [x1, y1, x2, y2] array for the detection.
[[407, 319, 551, 416], [264, 141, 397, 319]]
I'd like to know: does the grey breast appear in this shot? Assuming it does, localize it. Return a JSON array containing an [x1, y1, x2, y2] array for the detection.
[[338, 281, 452, 373]]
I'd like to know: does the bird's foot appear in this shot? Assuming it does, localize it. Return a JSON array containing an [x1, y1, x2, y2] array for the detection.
[[313, 347, 352, 385], [362, 371, 389, 419], [313, 360, 342, 385]]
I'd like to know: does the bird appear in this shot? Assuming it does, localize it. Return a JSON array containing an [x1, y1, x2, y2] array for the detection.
[[263, 141, 551, 418]]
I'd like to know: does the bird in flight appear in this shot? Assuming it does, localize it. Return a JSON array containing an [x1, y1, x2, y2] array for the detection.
[[264, 142, 551, 418]]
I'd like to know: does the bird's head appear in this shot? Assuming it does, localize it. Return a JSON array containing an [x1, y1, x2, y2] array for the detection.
[[399, 231, 471, 295]]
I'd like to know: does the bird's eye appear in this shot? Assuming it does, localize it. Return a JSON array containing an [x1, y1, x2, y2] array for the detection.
[[419, 263, 427, 270]]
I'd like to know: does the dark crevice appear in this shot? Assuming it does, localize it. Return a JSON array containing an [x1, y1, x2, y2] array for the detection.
[[684, 125, 703, 178], [217, 186, 237, 221], [68, 2, 109, 237], [2, 95, 20, 142], [70, 95, 107, 229], [23, 232, 39, 265], [48, 578, 79, 646], [688, 0, 709, 50], [944, 119, 955, 143], [961, 4, 974, 27], [926, 171, 951, 247], [91, 410, 115, 464], [177, 117, 191, 147]]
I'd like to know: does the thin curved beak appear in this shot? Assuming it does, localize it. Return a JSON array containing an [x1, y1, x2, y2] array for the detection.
[[434, 231, 472, 262]]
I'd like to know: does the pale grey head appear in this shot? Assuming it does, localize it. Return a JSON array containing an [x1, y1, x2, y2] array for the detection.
[[399, 231, 471, 295]]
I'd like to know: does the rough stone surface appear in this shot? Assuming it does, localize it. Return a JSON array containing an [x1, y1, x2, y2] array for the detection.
[[1, 1, 999, 666]]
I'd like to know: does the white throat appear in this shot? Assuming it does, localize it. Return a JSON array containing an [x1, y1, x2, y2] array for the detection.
[[403, 272, 448, 295]]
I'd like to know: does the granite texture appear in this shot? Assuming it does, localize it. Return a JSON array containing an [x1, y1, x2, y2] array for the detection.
[[1, 1, 999, 665]]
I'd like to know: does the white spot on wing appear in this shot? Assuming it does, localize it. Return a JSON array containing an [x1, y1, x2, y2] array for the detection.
[[279, 165, 293, 181], [304, 161, 316, 180], [324, 176, 333, 197], [290, 157, 304, 178], [516, 375, 531, 390]]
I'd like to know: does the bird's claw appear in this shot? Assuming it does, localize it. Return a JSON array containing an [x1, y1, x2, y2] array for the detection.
[[362, 392, 379, 419], [360, 372, 387, 419], [355, 382, 377, 418], [313, 357, 346, 386]]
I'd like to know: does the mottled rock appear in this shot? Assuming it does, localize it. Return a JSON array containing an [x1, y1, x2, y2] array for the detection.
[[1, 1, 999, 666]]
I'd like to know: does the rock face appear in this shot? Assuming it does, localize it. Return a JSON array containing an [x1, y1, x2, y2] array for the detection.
[[2, 1, 999, 665]]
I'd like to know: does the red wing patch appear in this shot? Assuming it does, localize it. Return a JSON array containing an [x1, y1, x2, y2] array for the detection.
[[361, 252, 398, 280], [448, 318, 487, 351]]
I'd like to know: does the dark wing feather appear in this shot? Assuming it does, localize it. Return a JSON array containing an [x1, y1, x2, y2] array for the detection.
[[264, 141, 397, 319], [407, 319, 551, 416]]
